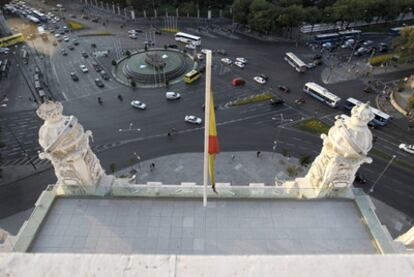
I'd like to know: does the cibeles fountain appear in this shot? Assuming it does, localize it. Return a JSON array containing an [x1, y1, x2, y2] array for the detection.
[[36, 99, 374, 198], [284, 102, 375, 198], [36, 101, 114, 188]]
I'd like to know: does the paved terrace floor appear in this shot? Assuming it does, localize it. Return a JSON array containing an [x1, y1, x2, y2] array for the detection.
[[30, 198, 377, 255]]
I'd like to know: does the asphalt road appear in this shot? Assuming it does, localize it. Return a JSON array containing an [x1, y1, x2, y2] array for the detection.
[[1, 3, 414, 219]]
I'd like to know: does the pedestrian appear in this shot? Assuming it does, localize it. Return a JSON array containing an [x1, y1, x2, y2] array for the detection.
[[256, 151, 261, 157]]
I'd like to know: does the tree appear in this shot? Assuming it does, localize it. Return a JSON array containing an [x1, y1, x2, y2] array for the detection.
[[299, 154, 312, 167], [109, 163, 116, 173], [408, 95, 414, 110], [232, 0, 252, 25], [282, 148, 290, 157], [393, 27, 414, 63], [287, 165, 298, 177]]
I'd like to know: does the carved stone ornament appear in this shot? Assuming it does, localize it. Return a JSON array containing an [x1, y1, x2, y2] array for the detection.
[[37, 101, 107, 187], [284, 102, 375, 198]]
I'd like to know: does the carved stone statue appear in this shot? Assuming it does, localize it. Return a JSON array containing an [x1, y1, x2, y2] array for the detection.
[[37, 101, 109, 187], [284, 102, 375, 198]]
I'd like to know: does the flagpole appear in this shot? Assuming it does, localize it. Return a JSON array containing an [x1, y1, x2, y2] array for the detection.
[[203, 50, 212, 207]]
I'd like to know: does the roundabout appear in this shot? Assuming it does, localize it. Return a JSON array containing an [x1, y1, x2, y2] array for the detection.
[[113, 48, 195, 88]]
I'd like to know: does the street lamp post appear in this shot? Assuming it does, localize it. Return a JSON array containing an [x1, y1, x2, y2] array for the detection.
[[272, 140, 278, 159], [369, 155, 396, 193]]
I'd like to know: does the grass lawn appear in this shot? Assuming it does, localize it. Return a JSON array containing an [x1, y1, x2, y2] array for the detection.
[[293, 118, 330, 135]]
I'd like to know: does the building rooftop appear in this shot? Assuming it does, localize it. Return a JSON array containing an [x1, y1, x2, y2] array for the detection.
[[30, 198, 376, 255]]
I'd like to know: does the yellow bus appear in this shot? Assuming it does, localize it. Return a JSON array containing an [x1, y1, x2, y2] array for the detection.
[[184, 69, 201, 84], [0, 33, 24, 48]]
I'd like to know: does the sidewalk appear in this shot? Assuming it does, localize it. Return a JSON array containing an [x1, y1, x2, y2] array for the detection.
[[114, 151, 304, 186]]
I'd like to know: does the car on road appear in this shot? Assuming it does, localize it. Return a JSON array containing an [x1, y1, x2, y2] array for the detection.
[[168, 44, 178, 49], [54, 33, 60, 38], [80, 64, 88, 73], [144, 40, 154, 46], [95, 78, 104, 87], [234, 61, 245, 68], [131, 100, 146, 110], [166, 91, 181, 100], [128, 29, 143, 34], [254, 76, 266, 84], [70, 72, 79, 81], [185, 115, 202, 124], [278, 85, 290, 93], [362, 40, 373, 47], [215, 49, 227, 55], [129, 33, 138, 39], [354, 47, 369, 56], [399, 143, 414, 154], [81, 52, 88, 58], [270, 96, 284, 106], [92, 62, 103, 72], [306, 62, 316, 69], [63, 36, 69, 42], [341, 39, 355, 49], [221, 58, 232, 65], [68, 45, 74, 50], [196, 53, 204, 60], [235, 57, 247, 63], [0, 47, 10, 54], [185, 43, 196, 50], [322, 42, 335, 51], [232, 78, 245, 86], [379, 42, 389, 52], [100, 70, 110, 80], [60, 48, 67, 56], [73, 39, 79, 46]]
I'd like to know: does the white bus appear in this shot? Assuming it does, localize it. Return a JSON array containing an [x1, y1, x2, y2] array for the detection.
[[175, 32, 201, 46], [344, 97, 390, 126], [32, 10, 47, 21], [303, 82, 341, 108], [284, 52, 307, 73]]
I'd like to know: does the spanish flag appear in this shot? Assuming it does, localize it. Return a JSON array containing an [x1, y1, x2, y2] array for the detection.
[[208, 92, 219, 193]]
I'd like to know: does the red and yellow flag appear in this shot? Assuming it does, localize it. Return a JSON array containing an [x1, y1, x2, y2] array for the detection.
[[208, 92, 219, 193]]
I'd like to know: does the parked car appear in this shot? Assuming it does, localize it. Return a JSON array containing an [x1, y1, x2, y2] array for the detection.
[[232, 78, 245, 86], [73, 39, 79, 46], [234, 61, 245, 68], [354, 47, 368, 56], [399, 143, 414, 154], [95, 78, 104, 87], [80, 64, 88, 73], [81, 52, 88, 58], [131, 100, 146, 110], [221, 58, 232, 65], [63, 36, 69, 42], [68, 45, 74, 50], [60, 48, 67, 56], [129, 33, 138, 39], [185, 115, 202, 124], [235, 57, 247, 63], [278, 85, 290, 93], [166, 91, 181, 100], [70, 72, 78, 81], [362, 40, 373, 47], [259, 74, 269, 81]]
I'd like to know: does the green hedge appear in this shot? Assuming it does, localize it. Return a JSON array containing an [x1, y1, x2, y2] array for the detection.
[[228, 92, 273, 106], [368, 54, 394, 66]]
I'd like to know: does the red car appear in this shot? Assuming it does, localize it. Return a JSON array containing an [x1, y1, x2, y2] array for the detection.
[[232, 78, 245, 86]]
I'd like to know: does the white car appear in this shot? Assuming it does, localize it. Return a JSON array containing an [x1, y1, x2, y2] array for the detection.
[[399, 143, 414, 154], [185, 115, 202, 124], [201, 49, 209, 54], [0, 47, 10, 54], [236, 57, 247, 63], [63, 36, 69, 42], [54, 33, 60, 38], [234, 61, 245, 68], [129, 34, 138, 39], [221, 58, 232, 65], [185, 44, 196, 50], [80, 64, 88, 73], [166, 91, 181, 100], [128, 30, 137, 34], [131, 100, 146, 110], [253, 76, 266, 84]]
